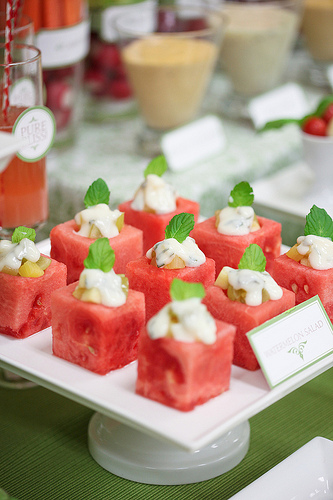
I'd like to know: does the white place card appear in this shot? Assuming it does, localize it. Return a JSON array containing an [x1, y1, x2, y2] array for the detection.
[[247, 296, 333, 389], [161, 115, 226, 172], [248, 83, 309, 130]]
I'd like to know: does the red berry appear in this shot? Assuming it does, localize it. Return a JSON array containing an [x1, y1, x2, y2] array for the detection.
[[109, 78, 132, 99], [322, 103, 333, 123], [302, 116, 327, 136], [92, 43, 121, 71]]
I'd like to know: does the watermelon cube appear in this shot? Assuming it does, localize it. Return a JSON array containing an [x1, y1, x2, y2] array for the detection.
[[203, 285, 295, 370], [50, 219, 143, 284], [191, 216, 282, 277], [0, 257, 67, 339], [126, 256, 215, 322], [51, 283, 145, 374], [118, 197, 200, 253], [136, 320, 236, 411], [272, 254, 333, 322]]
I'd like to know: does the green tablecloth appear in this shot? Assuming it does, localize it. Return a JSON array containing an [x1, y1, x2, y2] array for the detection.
[[1, 368, 333, 500]]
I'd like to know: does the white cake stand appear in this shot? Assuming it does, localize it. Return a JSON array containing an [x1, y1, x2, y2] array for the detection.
[[88, 413, 250, 485]]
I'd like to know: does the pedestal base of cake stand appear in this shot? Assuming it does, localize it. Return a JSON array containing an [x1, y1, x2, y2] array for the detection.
[[88, 412, 250, 485]]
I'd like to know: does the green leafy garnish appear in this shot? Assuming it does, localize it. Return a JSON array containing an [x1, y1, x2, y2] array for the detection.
[[170, 278, 205, 301], [83, 238, 115, 272], [144, 155, 168, 178], [304, 205, 333, 239], [259, 94, 333, 133], [259, 118, 301, 133], [12, 226, 36, 243], [165, 213, 195, 243], [228, 181, 254, 207], [84, 178, 110, 208], [238, 244, 266, 272]]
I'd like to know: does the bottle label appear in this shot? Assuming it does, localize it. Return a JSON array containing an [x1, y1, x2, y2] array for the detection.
[[13, 106, 56, 162], [101, 0, 152, 42], [36, 20, 91, 68]]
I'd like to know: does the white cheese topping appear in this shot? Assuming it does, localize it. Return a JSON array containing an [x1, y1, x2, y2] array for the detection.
[[217, 206, 256, 235], [74, 204, 123, 238], [146, 236, 206, 268], [131, 174, 177, 214], [147, 297, 217, 344], [296, 234, 333, 270], [0, 238, 40, 272], [76, 268, 127, 307], [221, 267, 283, 306]]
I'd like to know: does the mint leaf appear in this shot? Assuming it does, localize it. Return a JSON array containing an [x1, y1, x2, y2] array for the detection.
[[170, 278, 205, 301], [84, 178, 110, 208], [144, 155, 168, 178], [313, 95, 333, 117], [258, 118, 301, 133], [304, 205, 333, 239], [12, 226, 36, 243], [228, 181, 254, 207], [165, 213, 195, 243], [238, 244, 266, 272], [83, 238, 115, 272]]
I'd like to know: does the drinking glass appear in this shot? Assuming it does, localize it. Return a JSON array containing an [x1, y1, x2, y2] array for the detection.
[[301, 0, 333, 88], [115, 3, 227, 156], [0, 43, 48, 239], [218, 0, 302, 119]]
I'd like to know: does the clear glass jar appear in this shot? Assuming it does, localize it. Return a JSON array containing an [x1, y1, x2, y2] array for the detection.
[[84, 0, 150, 122]]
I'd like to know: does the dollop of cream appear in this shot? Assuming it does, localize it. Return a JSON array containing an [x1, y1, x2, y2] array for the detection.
[[216, 206, 257, 235], [296, 235, 333, 270], [220, 267, 283, 306], [131, 174, 177, 214], [147, 297, 217, 344], [0, 238, 40, 272], [75, 204, 123, 238], [146, 236, 206, 268], [75, 268, 127, 307]]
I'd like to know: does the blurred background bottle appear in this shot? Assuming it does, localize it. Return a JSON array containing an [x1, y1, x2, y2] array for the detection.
[[22, 0, 90, 146]]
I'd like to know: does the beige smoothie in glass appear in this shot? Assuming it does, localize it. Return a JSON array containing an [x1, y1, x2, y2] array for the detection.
[[302, 0, 333, 62], [221, 3, 299, 96], [122, 36, 217, 130]]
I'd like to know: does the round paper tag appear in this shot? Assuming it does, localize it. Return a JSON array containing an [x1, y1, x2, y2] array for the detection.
[[13, 106, 56, 162]]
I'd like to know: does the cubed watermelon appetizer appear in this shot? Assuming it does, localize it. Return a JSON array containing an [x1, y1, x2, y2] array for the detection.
[[50, 219, 143, 285], [191, 215, 281, 277], [52, 283, 145, 374], [118, 197, 200, 253], [272, 254, 333, 321], [136, 319, 235, 411], [126, 256, 215, 322], [0, 257, 67, 339], [203, 284, 295, 370]]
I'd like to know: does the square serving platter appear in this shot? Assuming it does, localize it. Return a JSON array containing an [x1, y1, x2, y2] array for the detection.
[[1, 239, 333, 452], [229, 437, 333, 499]]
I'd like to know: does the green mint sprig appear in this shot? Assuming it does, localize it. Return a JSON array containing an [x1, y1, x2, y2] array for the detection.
[[228, 181, 254, 207], [165, 213, 195, 243], [304, 205, 333, 239], [84, 178, 110, 208], [259, 94, 333, 133], [12, 226, 36, 243], [83, 238, 115, 272], [170, 278, 205, 301], [238, 244, 266, 272], [144, 155, 168, 178]]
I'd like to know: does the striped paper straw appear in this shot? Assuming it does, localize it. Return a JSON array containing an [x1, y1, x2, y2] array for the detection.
[[2, 0, 13, 121]]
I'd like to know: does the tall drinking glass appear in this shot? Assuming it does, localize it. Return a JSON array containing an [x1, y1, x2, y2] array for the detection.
[[218, 0, 302, 119], [0, 43, 48, 240], [115, 4, 227, 156], [0, 12, 34, 44]]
